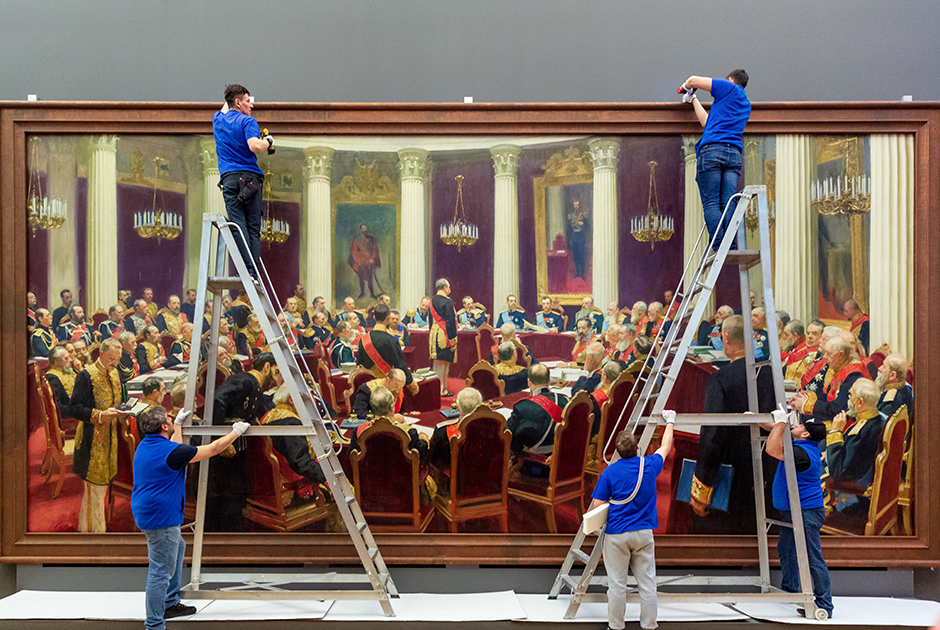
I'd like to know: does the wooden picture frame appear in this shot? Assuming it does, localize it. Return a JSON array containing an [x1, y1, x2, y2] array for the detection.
[[2, 101, 937, 568]]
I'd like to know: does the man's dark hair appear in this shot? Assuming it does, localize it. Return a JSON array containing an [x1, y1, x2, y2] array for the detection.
[[253, 352, 275, 372], [60, 289, 71, 298], [139, 405, 168, 436], [634, 335, 653, 356], [615, 429, 638, 459], [142, 376, 163, 398], [224, 84, 250, 106], [373, 304, 390, 323], [802, 420, 827, 442], [727, 69, 749, 88], [789, 319, 805, 337], [809, 318, 826, 330]]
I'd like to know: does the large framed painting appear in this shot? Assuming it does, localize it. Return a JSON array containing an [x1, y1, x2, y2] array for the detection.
[[1, 101, 937, 570]]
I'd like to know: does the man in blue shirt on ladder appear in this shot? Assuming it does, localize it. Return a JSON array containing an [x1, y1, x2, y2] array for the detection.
[[591, 411, 676, 630], [680, 70, 751, 249]]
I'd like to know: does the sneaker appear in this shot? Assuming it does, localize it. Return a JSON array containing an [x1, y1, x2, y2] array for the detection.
[[165, 602, 197, 619]]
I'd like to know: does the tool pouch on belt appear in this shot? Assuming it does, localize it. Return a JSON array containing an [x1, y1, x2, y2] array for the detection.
[[237, 173, 262, 203]]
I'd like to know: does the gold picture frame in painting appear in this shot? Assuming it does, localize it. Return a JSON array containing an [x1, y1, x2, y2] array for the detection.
[[331, 159, 402, 311], [533, 145, 593, 306]]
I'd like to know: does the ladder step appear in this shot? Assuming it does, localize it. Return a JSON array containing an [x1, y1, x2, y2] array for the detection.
[[356, 521, 368, 534], [368, 547, 379, 561], [561, 574, 581, 590], [752, 360, 773, 369], [570, 548, 590, 564], [206, 276, 244, 292], [725, 250, 762, 269], [765, 518, 794, 529], [346, 495, 358, 507]]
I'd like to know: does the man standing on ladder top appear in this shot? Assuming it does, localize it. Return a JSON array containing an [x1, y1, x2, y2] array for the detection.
[[680, 70, 751, 248], [213, 84, 274, 279]]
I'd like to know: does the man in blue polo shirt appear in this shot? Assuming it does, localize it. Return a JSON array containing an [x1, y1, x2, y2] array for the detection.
[[765, 410, 833, 619], [132, 404, 248, 630], [681, 70, 751, 249], [591, 410, 675, 630], [213, 84, 274, 279]]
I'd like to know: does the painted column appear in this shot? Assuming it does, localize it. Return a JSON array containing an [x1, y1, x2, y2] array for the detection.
[[683, 137, 716, 317], [86, 135, 118, 313], [491, 144, 521, 310], [773, 135, 817, 324], [588, 138, 620, 310], [398, 148, 428, 311], [188, 138, 226, 287], [869, 134, 914, 357], [47, 138, 78, 308], [546, 185, 565, 245], [303, 146, 335, 305]]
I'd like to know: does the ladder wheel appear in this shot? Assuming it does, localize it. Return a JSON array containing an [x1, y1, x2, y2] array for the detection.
[[814, 608, 829, 621]]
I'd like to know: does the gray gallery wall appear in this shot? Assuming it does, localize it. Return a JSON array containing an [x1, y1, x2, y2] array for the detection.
[[2, 0, 938, 104]]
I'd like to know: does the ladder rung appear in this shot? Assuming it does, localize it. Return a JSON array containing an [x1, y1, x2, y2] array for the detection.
[[725, 250, 762, 269], [570, 548, 590, 564], [752, 360, 773, 369], [346, 495, 358, 507], [357, 521, 368, 534], [206, 276, 244, 292], [561, 574, 581, 590], [765, 518, 793, 529], [368, 547, 379, 561]]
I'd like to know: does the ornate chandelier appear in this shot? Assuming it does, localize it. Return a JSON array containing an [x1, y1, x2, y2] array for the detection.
[[440, 175, 478, 251], [259, 164, 289, 245], [811, 173, 871, 217], [27, 138, 68, 238], [135, 157, 182, 242], [631, 161, 674, 250]]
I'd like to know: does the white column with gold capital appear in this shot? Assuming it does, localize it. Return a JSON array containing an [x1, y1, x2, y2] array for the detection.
[[47, 138, 78, 308], [588, 138, 620, 310], [188, 138, 226, 289], [303, 147, 335, 303], [683, 137, 715, 318], [86, 135, 118, 312], [773, 135, 817, 323], [491, 144, 521, 310], [869, 134, 914, 357], [398, 149, 428, 311]]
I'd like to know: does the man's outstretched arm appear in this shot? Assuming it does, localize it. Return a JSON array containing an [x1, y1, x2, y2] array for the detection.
[[683, 76, 711, 127]]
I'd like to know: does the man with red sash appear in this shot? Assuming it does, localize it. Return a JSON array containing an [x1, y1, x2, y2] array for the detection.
[[631, 301, 651, 337], [136, 325, 169, 375], [170, 323, 197, 364], [429, 278, 458, 396], [260, 385, 327, 489], [780, 319, 808, 378], [648, 302, 667, 338], [357, 304, 414, 389], [56, 304, 94, 347], [796, 320, 828, 390], [843, 298, 870, 355], [790, 337, 866, 424], [574, 359, 622, 435], [352, 369, 407, 421], [568, 317, 595, 367], [506, 364, 569, 456], [429, 387, 483, 472], [98, 304, 126, 340]]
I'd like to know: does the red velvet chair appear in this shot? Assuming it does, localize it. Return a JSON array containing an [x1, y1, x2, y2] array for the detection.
[[244, 434, 335, 531], [432, 407, 511, 532], [587, 369, 639, 481], [474, 323, 498, 364], [159, 334, 177, 358], [108, 414, 139, 526], [508, 391, 594, 533], [343, 366, 375, 416], [36, 375, 73, 500], [313, 359, 339, 415], [91, 308, 109, 331], [350, 416, 434, 532], [822, 407, 909, 536], [123, 309, 136, 322], [464, 361, 505, 401]]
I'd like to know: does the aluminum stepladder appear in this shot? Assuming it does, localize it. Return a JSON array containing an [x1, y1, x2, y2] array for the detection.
[[550, 186, 827, 621], [178, 213, 398, 615]]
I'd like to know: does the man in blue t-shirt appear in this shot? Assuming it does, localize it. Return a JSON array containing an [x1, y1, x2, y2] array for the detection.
[[212, 84, 274, 278], [591, 411, 675, 630], [681, 70, 751, 249], [132, 404, 248, 630], [765, 411, 833, 619]]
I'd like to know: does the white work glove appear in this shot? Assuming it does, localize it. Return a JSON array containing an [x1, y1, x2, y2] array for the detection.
[[263, 135, 274, 148], [174, 408, 192, 426], [232, 421, 250, 436], [682, 91, 697, 103], [771, 409, 788, 424], [662, 410, 676, 425]]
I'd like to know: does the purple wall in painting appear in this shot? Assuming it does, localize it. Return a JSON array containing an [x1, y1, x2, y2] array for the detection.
[[75, 178, 87, 308], [617, 136, 685, 309], [117, 184, 187, 306], [26, 174, 49, 307], [259, 200, 301, 305], [431, 157, 495, 311]]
